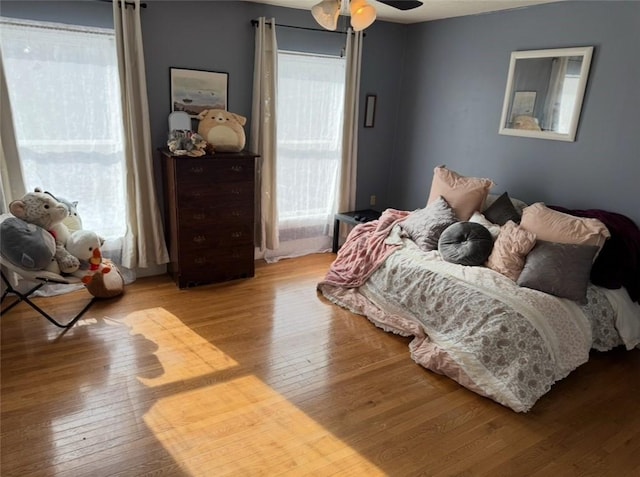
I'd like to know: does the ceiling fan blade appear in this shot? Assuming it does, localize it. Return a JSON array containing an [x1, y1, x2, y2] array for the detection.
[[377, 0, 423, 10]]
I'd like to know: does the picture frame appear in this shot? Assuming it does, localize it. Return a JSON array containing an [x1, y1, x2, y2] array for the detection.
[[510, 91, 537, 123], [170, 67, 228, 117], [364, 94, 376, 128], [498, 46, 594, 141]]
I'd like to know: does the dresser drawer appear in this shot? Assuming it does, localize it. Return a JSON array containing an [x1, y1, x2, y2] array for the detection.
[[176, 158, 254, 184], [177, 222, 254, 249], [176, 181, 254, 208], [177, 203, 253, 226], [176, 245, 255, 288]]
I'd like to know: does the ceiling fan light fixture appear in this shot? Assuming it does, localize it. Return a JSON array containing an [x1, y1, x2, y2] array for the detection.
[[311, 0, 341, 31], [350, 0, 376, 31]]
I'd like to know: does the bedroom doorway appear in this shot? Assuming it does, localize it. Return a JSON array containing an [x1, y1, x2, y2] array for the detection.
[[269, 50, 346, 261]]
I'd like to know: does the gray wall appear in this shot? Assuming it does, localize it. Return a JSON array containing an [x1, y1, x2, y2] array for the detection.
[[1, 0, 405, 212], [0, 0, 113, 28], [140, 1, 405, 211], [2, 1, 639, 226], [389, 1, 640, 225]]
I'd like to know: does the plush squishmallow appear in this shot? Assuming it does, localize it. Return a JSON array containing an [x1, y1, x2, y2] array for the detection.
[[197, 109, 246, 152], [511, 115, 541, 131]]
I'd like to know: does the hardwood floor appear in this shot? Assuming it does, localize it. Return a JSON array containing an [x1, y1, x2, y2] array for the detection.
[[1, 253, 639, 476]]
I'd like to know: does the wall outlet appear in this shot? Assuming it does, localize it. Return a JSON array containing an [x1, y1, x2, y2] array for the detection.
[[370, 195, 376, 206]]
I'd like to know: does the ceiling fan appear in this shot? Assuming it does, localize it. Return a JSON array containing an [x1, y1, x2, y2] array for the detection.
[[378, 1, 423, 11], [312, 0, 424, 32]]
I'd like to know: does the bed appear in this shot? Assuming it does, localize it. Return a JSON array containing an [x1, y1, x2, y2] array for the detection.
[[317, 167, 640, 413]]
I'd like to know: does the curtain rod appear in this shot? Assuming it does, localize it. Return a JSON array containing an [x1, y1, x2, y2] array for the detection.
[[98, 0, 147, 8], [250, 19, 353, 35]]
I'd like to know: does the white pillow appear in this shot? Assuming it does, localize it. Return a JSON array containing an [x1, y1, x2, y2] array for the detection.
[[469, 211, 501, 239]]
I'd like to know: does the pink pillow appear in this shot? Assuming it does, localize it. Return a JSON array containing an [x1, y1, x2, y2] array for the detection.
[[427, 166, 495, 221], [485, 220, 537, 282], [520, 203, 610, 250]]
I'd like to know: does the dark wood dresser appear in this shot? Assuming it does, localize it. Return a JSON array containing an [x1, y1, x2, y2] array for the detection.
[[159, 149, 259, 288]]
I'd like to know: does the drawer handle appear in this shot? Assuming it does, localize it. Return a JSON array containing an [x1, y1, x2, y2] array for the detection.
[[231, 210, 242, 217], [194, 257, 206, 265], [231, 231, 242, 239], [231, 189, 241, 195], [193, 212, 206, 220], [190, 166, 204, 174], [231, 165, 243, 173], [231, 251, 241, 258], [190, 191, 202, 199], [193, 235, 206, 243]]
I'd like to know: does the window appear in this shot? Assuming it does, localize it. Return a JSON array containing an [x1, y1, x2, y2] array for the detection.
[[276, 51, 345, 246], [557, 74, 580, 134], [1, 18, 126, 239]]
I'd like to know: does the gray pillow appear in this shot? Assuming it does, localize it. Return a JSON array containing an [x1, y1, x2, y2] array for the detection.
[[483, 191, 521, 225], [517, 240, 599, 303], [438, 221, 494, 266], [0, 216, 56, 270], [401, 196, 458, 251]]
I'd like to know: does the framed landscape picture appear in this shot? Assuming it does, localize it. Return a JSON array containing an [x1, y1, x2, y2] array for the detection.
[[510, 91, 536, 123], [170, 67, 228, 117]]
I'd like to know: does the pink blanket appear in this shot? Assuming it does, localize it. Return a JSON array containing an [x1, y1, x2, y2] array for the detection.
[[319, 208, 409, 288]]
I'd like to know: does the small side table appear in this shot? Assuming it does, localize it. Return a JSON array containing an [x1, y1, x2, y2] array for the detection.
[[333, 209, 382, 253]]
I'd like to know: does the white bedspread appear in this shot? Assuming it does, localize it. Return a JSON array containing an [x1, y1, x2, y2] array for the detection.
[[319, 230, 639, 412]]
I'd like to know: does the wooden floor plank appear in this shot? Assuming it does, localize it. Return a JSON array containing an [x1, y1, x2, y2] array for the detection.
[[2, 253, 640, 476]]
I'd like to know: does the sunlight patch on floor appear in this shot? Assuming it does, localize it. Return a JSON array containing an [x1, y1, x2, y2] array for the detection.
[[132, 308, 384, 475], [144, 375, 385, 476], [122, 307, 239, 387]]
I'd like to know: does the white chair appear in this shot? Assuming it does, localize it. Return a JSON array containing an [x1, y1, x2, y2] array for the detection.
[[0, 256, 95, 329]]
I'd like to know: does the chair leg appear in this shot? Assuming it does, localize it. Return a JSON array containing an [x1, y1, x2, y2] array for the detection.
[[0, 270, 95, 329], [0, 272, 45, 314]]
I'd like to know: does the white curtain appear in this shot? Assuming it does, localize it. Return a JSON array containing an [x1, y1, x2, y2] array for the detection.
[[113, 0, 169, 269], [258, 28, 361, 263], [542, 56, 568, 132], [1, 18, 128, 293], [0, 19, 122, 228], [0, 19, 116, 295], [0, 52, 24, 292], [0, 52, 25, 214], [251, 17, 279, 252], [266, 51, 346, 262], [338, 29, 363, 214]]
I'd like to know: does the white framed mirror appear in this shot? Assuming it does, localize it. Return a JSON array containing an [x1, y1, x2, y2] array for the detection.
[[498, 46, 594, 142]]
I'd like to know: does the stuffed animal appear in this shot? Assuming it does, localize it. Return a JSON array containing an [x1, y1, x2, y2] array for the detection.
[[5, 189, 80, 273], [65, 229, 104, 279], [85, 258, 124, 298], [512, 115, 541, 131], [48, 208, 73, 250], [167, 129, 207, 156], [0, 213, 56, 271], [58, 195, 83, 234], [47, 191, 104, 245], [66, 229, 124, 298], [197, 109, 246, 152]]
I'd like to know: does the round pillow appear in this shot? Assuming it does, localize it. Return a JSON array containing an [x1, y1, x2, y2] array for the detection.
[[438, 221, 493, 266]]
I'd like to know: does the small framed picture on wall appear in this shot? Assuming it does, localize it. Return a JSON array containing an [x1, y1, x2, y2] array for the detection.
[[170, 67, 229, 117], [364, 94, 377, 128]]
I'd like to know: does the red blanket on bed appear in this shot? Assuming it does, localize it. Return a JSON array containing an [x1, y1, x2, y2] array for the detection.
[[319, 208, 409, 288]]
